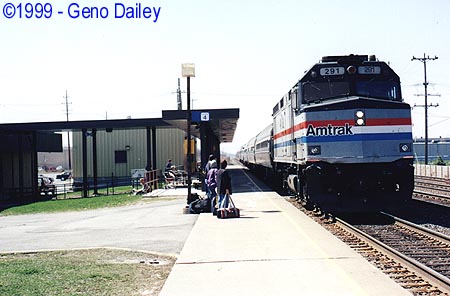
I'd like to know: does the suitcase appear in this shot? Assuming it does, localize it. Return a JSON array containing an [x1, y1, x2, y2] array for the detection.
[[216, 194, 240, 219]]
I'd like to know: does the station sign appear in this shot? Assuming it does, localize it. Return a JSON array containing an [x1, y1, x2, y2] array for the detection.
[[200, 112, 210, 121], [191, 111, 210, 122]]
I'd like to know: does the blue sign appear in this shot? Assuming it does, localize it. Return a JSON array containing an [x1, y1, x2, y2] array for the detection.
[[192, 111, 210, 122]]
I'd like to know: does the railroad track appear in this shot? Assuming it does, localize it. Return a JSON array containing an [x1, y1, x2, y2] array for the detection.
[[414, 175, 450, 207], [415, 183, 450, 194], [290, 199, 450, 295], [415, 176, 450, 194], [415, 176, 450, 188], [414, 189, 450, 207], [338, 212, 450, 295]]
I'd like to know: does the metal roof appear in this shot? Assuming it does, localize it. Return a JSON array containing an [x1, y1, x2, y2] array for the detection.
[[0, 108, 240, 143], [162, 108, 240, 143], [0, 118, 170, 133]]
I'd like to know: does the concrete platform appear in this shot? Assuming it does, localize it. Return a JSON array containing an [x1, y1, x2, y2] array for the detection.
[[143, 187, 204, 198], [159, 174, 411, 295]]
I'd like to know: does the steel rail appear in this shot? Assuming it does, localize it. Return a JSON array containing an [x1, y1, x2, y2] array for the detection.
[[381, 211, 450, 245], [414, 187, 450, 197], [413, 190, 450, 207], [336, 217, 450, 294]]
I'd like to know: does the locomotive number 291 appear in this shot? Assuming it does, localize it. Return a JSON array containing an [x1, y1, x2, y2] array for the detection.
[[320, 67, 344, 76]]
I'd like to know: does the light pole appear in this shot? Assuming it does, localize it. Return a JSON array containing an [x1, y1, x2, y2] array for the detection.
[[182, 63, 195, 201]]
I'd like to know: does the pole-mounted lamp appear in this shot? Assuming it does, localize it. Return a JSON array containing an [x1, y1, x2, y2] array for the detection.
[[182, 63, 195, 201]]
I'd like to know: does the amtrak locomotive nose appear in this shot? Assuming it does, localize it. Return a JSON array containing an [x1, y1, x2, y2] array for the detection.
[[239, 55, 414, 213]]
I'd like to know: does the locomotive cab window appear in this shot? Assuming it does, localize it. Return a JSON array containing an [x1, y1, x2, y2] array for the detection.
[[302, 81, 350, 103], [355, 80, 400, 101], [300, 76, 401, 103], [299, 58, 402, 104]]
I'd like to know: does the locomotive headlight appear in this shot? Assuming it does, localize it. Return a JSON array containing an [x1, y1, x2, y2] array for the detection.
[[347, 65, 357, 74], [400, 143, 411, 152], [308, 145, 321, 155], [355, 110, 365, 126]]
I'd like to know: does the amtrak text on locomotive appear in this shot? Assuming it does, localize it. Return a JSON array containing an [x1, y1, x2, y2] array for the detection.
[[306, 123, 353, 136]]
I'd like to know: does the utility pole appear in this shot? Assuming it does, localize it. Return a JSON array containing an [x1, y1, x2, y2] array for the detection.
[[411, 53, 438, 164], [63, 90, 72, 170], [173, 78, 185, 110], [177, 78, 182, 110]]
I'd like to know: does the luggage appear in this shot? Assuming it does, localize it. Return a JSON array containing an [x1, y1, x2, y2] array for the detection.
[[189, 197, 211, 214], [187, 193, 199, 204], [216, 194, 240, 219], [217, 207, 240, 218]]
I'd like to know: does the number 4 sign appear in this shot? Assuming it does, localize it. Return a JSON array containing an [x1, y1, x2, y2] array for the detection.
[[200, 112, 210, 121]]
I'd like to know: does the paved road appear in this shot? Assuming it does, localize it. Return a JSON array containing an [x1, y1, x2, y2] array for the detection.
[[0, 197, 197, 255], [0, 163, 259, 255]]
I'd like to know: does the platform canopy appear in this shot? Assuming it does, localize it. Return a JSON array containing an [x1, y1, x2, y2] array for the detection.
[[162, 108, 240, 143], [0, 108, 240, 143], [0, 118, 170, 133]]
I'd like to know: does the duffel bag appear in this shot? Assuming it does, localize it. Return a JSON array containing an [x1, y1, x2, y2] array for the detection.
[[217, 207, 240, 219], [216, 194, 240, 219], [189, 197, 210, 214]]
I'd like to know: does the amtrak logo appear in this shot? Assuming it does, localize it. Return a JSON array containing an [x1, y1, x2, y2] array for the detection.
[[306, 123, 353, 136]]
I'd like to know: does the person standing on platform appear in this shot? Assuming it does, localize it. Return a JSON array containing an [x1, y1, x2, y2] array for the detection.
[[204, 154, 215, 174], [216, 160, 232, 209], [206, 160, 218, 213], [204, 154, 215, 194]]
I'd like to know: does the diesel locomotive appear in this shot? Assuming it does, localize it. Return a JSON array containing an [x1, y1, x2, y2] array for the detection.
[[238, 55, 414, 212]]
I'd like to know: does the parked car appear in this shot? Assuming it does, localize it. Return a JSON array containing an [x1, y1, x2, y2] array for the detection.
[[38, 176, 56, 196], [56, 172, 72, 181]]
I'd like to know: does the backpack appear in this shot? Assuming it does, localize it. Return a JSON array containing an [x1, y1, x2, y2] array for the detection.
[[189, 198, 211, 214]]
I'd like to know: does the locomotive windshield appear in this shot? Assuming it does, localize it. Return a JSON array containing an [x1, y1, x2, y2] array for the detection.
[[300, 59, 402, 104], [355, 81, 399, 100], [302, 79, 401, 103], [303, 81, 350, 103]]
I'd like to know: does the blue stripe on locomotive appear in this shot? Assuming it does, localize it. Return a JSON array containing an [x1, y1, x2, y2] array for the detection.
[[274, 132, 413, 149]]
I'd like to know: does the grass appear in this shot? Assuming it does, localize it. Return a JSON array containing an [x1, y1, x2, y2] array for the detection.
[[55, 185, 133, 199], [0, 187, 178, 295], [0, 193, 143, 216], [0, 249, 175, 296]]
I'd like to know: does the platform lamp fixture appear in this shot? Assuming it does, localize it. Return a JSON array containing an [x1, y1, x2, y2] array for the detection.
[[182, 63, 195, 201]]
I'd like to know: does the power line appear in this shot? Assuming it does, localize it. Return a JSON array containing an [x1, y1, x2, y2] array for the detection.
[[411, 53, 439, 164], [429, 117, 450, 127]]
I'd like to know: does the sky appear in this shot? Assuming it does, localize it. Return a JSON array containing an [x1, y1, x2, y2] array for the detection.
[[1, 0, 450, 153]]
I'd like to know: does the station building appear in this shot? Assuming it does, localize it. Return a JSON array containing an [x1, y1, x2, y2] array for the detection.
[[413, 137, 450, 162], [71, 127, 187, 180], [0, 108, 239, 204]]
